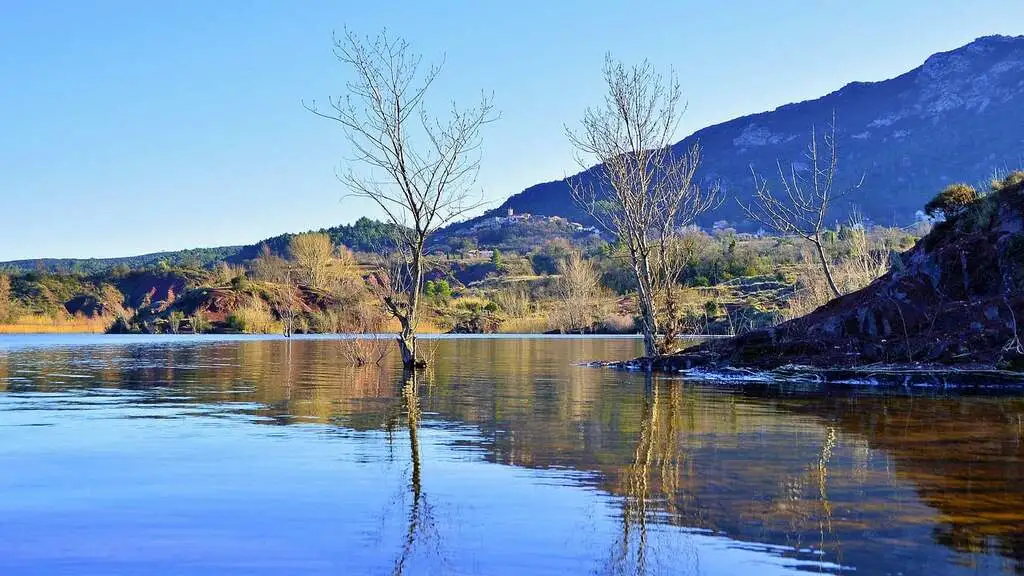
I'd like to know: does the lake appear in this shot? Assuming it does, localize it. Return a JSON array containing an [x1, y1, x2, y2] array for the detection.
[[0, 334, 1022, 575]]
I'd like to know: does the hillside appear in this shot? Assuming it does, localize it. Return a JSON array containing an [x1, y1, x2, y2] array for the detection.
[[477, 35, 1024, 231], [657, 172, 1024, 374], [0, 217, 398, 275], [0, 213, 602, 275]]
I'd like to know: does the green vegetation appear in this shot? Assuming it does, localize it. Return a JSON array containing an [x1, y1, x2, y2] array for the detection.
[[0, 274, 13, 323], [0, 215, 919, 337], [0, 246, 245, 276], [261, 217, 404, 256], [0, 217, 404, 276], [925, 183, 979, 219], [424, 280, 452, 301], [227, 299, 278, 334], [13, 174, 997, 340], [991, 170, 1024, 194]]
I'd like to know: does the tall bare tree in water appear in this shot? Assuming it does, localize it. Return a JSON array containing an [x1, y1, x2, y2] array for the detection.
[[307, 29, 495, 369], [568, 55, 719, 360], [740, 116, 860, 299]]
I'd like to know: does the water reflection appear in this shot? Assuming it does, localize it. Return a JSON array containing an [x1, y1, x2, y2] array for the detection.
[[390, 370, 439, 576], [608, 376, 676, 575], [0, 336, 1022, 574]]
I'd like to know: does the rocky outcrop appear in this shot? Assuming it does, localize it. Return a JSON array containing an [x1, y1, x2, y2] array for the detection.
[[658, 175, 1024, 374]]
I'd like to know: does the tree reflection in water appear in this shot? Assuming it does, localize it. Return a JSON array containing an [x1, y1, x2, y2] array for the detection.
[[389, 369, 442, 576], [601, 376, 854, 576], [607, 374, 653, 575], [605, 376, 700, 576]]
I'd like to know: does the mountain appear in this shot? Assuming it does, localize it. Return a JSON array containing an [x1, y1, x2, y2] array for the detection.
[[6, 35, 1024, 269], [477, 35, 1024, 231]]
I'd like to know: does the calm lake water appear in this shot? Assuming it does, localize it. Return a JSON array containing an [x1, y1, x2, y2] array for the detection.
[[1, 335, 1022, 575]]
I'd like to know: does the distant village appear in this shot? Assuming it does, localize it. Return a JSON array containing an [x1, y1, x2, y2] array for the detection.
[[460, 207, 770, 245], [467, 208, 601, 236]]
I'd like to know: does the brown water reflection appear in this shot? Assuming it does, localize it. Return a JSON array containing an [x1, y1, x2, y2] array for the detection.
[[1, 336, 1023, 574]]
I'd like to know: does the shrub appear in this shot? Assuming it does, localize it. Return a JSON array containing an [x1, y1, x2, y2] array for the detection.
[[499, 315, 550, 333], [108, 315, 138, 334], [501, 256, 535, 276], [191, 311, 210, 334], [492, 287, 531, 317], [424, 279, 452, 301], [959, 194, 999, 233], [703, 300, 720, 317], [230, 274, 251, 292], [453, 297, 487, 312], [599, 314, 636, 334], [227, 298, 278, 333], [924, 183, 978, 219], [991, 170, 1024, 194], [0, 274, 14, 323], [308, 307, 349, 333], [214, 262, 246, 285], [168, 311, 185, 334], [530, 239, 574, 275], [339, 336, 392, 366], [550, 252, 600, 333]]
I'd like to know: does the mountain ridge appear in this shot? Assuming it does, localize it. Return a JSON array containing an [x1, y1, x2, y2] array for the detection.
[[5, 35, 1023, 269], [470, 34, 1024, 231]]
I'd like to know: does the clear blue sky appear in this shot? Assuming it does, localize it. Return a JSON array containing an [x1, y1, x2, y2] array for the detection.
[[2, 0, 1022, 261]]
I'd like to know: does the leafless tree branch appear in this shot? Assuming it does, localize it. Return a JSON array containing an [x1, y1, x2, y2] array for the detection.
[[739, 112, 862, 299], [307, 28, 497, 368], [566, 55, 720, 358]]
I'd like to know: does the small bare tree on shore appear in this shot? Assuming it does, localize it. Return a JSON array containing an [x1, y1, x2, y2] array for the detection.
[[307, 29, 495, 369], [552, 251, 600, 333], [289, 233, 335, 292], [567, 55, 719, 359], [740, 116, 861, 299]]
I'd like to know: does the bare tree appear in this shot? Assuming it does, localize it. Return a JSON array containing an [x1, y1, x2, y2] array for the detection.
[[277, 283, 301, 338], [552, 251, 600, 333], [307, 29, 495, 369], [567, 55, 719, 359], [740, 116, 861, 299], [251, 243, 289, 284], [251, 243, 301, 337], [289, 232, 335, 292], [339, 300, 391, 366]]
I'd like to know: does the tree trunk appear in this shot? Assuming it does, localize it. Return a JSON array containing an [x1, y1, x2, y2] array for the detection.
[[397, 329, 417, 369], [813, 237, 842, 298], [399, 245, 426, 370], [633, 250, 660, 360], [637, 291, 659, 359]]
